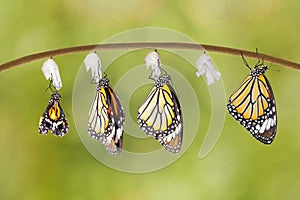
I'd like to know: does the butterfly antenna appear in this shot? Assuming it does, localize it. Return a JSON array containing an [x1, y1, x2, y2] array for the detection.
[[102, 71, 107, 78], [241, 52, 252, 70], [268, 62, 280, 72], [254, 48, 262, 68]]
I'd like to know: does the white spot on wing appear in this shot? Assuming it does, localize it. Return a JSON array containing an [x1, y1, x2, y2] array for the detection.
[[255, 124, 261, 130], [116, 128, 123, 140], [259, 119, 268, 133], [266, 118, 271, 130]]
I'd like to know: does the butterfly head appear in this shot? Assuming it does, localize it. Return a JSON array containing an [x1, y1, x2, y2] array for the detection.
[[50, 92, 61, 102], [155, 74, 171, 87], [97, 77, 110, 89], [241, 51, 268, 77], [251, 64, 268, 76]]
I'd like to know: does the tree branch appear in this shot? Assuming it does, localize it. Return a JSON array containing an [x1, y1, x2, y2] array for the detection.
[[0, 42, 299, 72]]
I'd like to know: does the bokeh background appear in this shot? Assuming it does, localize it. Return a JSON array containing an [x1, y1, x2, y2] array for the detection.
[[1, 0, 300, 199]]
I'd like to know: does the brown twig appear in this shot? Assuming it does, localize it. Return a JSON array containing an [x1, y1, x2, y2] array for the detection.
[[0, 42, 299, 72]]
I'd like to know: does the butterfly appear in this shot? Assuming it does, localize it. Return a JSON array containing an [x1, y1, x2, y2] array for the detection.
[[137, 74, 183, 153], [39, 92, 69, 136], [88, 77, 125, 156], [227, 54, 277, 144]]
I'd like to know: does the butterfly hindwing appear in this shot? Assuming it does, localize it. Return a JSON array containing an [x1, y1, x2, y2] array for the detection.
[[138, 74, 183, 153], [227, 64, 277, 144], [156, 83, 183, 153], [38, 92, 69, 137], [88, 78, 124, 155]]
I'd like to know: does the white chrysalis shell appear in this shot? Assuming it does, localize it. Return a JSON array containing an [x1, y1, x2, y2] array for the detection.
[[195, 52, 221, 85], [84, 52, 102, 82], [41, 58, 62, 90], [144, 50, 162, 80]]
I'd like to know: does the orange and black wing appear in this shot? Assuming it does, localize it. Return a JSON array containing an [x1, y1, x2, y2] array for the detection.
[[39, 92, 69, 137], [227, 74, 277, 144], [138, 81, 183, 153], [88, 78, 124, 155]]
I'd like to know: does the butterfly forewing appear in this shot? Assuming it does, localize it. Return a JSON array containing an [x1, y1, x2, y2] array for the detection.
[[88, 89, 110, 140], [227, 66, 277, 144]]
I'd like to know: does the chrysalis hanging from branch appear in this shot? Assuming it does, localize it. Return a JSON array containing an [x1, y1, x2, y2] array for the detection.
[[144, 49, 163, 80], [84, 52, 102, 83], [195, 52, 221, 85], [41, 58, 63, 90]]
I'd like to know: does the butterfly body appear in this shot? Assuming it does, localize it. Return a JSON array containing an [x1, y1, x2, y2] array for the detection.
[[39, 92, 69, 137], [227, 63, 277, 144], [138, 74, 183, 153], [88, 77, 124, 155]]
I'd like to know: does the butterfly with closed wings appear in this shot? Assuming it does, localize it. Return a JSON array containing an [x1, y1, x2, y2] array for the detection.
[[39, 90, 69, 137], [138, 73, 183, 153], [227, 53, 277, 144], [88, 77, 125, 156]]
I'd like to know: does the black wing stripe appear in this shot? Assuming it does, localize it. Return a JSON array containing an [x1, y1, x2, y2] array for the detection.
[[231, 76, 253, 102]]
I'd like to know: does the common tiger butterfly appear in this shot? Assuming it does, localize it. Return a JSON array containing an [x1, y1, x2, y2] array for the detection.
[[39, 92, 69, 136], [227, 54, 277, 144], [137, 74, 183, 153], [88, 77, 125, 156]]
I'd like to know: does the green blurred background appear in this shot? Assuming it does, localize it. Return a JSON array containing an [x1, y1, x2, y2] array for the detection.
[[1, 0, 300, 199]]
